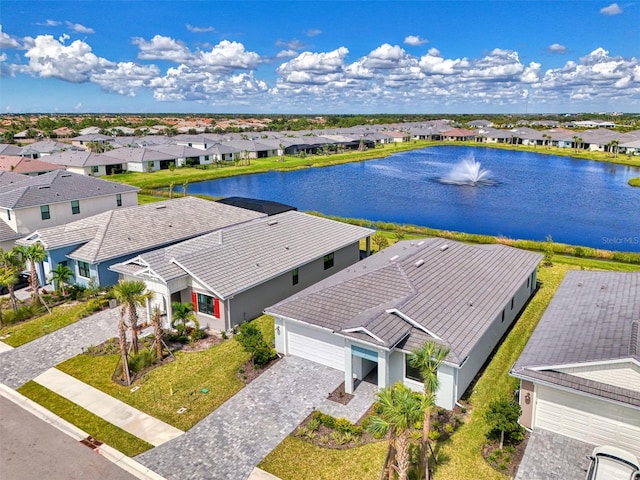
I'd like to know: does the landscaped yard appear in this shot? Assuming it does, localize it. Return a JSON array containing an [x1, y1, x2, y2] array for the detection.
[[0, 299, 106, 347], [55, 315, 274, 432], [259, 256, 640, 480]]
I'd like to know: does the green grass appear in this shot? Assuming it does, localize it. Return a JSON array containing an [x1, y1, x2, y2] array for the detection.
[[18, 381, 153, 456], [259, 436, 387, 480], [137, 193, 167, 204], [0, 299, 105, 347], [56, 315, 274, 431], [259, 259, 639, 480]]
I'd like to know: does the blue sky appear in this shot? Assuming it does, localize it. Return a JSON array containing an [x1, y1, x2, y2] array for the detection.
[[1, 1, 638, 114]]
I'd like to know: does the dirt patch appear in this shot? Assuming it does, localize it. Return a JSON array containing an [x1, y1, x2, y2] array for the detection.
[[327, 381, 354, 405], [236, 354, 282, 385], [482, 431, 529, 478]]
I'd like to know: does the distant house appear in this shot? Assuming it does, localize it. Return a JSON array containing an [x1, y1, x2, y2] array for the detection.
[[511, 271, 640, 457], [20, 197, 266, 288], [266, 239, 542, 409], [110, 211, 374, 330], [439, 128, 477, 142], [44, 150, 125, 176], [71, 133, 113, 150], [0, 170, 138, 251], [0, 155, 63, 176]]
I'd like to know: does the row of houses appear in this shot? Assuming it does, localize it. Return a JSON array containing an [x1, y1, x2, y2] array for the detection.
[[1, 164, 637, 464], [2, 121, 639, 178]]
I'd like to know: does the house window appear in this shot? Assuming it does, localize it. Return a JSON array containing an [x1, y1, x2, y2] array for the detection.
[[405, 355, 423, 382], [511, 298, 514, 310], [116, 194, 122, 207], [292, 268, 299, 285], [198, 293, 217, 317], [91, 165, 99, 174], [6, 209, 10, 221], [501, 310, 505, 323], [78, 261, 90, 278], [40, 205, 50, 220], [71, 200, 80, 215], [323, 253, 334, 270]]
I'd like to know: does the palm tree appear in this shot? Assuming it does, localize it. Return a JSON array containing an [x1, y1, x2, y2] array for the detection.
[[117, 300, 132, 386], [611, 139, 619, 158], [18, 243, 46, 305], [49, 264, 74, 296], [113, 280, 152, 355], [409, 341, 450, 480], [150, 306, 164, 360], [171, 302, 198, 335], [0, 247, 23, 312], [367, 383, 424, 480]]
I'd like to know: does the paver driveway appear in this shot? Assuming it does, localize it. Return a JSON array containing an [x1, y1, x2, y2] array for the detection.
[[0, 307, 120, 388], [136, 356, 348, 480]]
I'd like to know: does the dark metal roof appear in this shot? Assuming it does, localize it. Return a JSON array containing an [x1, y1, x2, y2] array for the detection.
[[216, 197, 297, 216]]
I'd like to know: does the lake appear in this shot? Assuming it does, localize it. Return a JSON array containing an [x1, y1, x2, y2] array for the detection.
[[182, 146, 640, 252]]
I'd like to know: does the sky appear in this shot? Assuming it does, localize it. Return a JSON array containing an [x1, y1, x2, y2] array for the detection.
[[0, 1, 638, 114]]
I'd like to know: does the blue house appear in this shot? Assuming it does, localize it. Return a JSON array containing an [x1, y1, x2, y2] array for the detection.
[[18, 197, 266, 288]]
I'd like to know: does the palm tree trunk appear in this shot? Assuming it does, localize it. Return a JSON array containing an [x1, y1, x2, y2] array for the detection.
[[153, 310, 163, 360], [395, 432, 410, 480], [420, 405, 432, 480], [118, 317, 131, 386], [8, 286, 17, 312], [128, 303, 139, 354], [29, 261, 40, 305]]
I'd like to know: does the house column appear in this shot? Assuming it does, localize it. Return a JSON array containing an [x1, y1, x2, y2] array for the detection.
[[378, 350, 389, 390], [344, 343, 354, 394]]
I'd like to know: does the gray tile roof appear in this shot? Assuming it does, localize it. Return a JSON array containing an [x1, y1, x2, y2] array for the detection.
[[44, 150, 123, 167], [112, 211, 374, 298], [0, 171, 28, 186], [511, 270, 640, 407], [0, 170, 138, 209], [267, 238, 542, 364], [22, 197, 267, 263], [0, 219, 22, 243]]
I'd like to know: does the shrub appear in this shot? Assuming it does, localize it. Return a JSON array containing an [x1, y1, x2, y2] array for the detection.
[[191, 328, 206, 341], [485, 398, 525, 448], [307, 417, 321, 432], [128, 350, 156, 373]]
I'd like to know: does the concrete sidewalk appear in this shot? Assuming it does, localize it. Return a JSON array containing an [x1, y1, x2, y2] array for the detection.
[[33, 368, 184, 447]]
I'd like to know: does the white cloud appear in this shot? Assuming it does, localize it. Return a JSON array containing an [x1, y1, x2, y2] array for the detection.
[[91, 62, 160, 95], [133, 35, 192, 62], [600, 3, 622, 15], [23, 35, 114, 82], [35, 20, 62, 27], [548, 43, 567, 54], [275, 39, 307, 50], [276, 49, 298, 59], [277, 47, 349, 79], [195, 40, 261, 71], [306, 29, 322, 37], [65, 21, 95, 34], [404, 35, 428, 46], [186, 24, 215, 33], [0, 25, 20, 49]]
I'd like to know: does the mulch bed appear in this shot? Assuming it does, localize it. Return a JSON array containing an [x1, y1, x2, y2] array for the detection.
[[327, 381, 354, 405], [481, 431, 529, 478], [293, 408, 380, 450], [236, 354, 282, 385]]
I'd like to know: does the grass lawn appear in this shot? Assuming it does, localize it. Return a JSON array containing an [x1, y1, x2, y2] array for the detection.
[[0, 300, 104, 347], [18, 381, 153, 456], [259, 436, 387, 480], [56, 315, 274, 431], [259, 258, 639, 480]]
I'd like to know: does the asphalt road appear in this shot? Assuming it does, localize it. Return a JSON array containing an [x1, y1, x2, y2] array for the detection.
[[0, 396, 136, 480]]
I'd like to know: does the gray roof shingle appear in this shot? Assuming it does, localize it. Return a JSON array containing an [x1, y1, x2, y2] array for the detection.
[[0, 170, 138, 209], [267, 238, 542, 364], [511, 270, 640, 407]]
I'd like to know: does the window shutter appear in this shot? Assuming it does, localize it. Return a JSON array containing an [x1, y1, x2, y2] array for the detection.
[[192, 292, 198, 312], [214, 298, 220, 318]]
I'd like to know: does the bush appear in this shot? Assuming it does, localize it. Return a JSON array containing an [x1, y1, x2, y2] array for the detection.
[[485, 398, 525, 447], [191, 328, 206, 341], [236, 322, 274, 366], [128, 349, 157, 373]]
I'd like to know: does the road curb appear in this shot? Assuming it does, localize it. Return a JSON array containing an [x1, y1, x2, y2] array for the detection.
[[0, 382, 166, 480]]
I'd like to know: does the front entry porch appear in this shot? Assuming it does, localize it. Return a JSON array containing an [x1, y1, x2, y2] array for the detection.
[[344, 343, 388, 394]]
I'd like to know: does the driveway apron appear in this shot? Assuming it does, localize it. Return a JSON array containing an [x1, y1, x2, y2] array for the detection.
[[0, 307, 121, 389], [135, 356, 345, 480]]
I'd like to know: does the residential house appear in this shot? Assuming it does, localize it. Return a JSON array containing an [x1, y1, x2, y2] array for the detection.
[[19, 197, 266, 288], [0, 170, 138, 251], [71, 133, 113, 150], [44, 150, 125, 176], [0, 156, 63, 176], [110, 211, 374, 331], [266, 238, 542, 409], [510, 271, 640, 457]]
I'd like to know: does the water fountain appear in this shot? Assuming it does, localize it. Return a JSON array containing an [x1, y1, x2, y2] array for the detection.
[[439, 156, 496, 186]]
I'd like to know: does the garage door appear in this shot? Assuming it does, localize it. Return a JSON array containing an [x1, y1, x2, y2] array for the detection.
[[286, 323, 344, 371], [535, 385, 640, 457]]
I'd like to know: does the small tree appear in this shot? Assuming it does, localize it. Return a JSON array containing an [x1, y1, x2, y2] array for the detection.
[[543, 234, 554, 267], [49, 263, 74, 296], [372, 231, 390, 252], [171, 302, 199, 336], [236, 322, 274, 366], [484, 398, 525, 449]]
